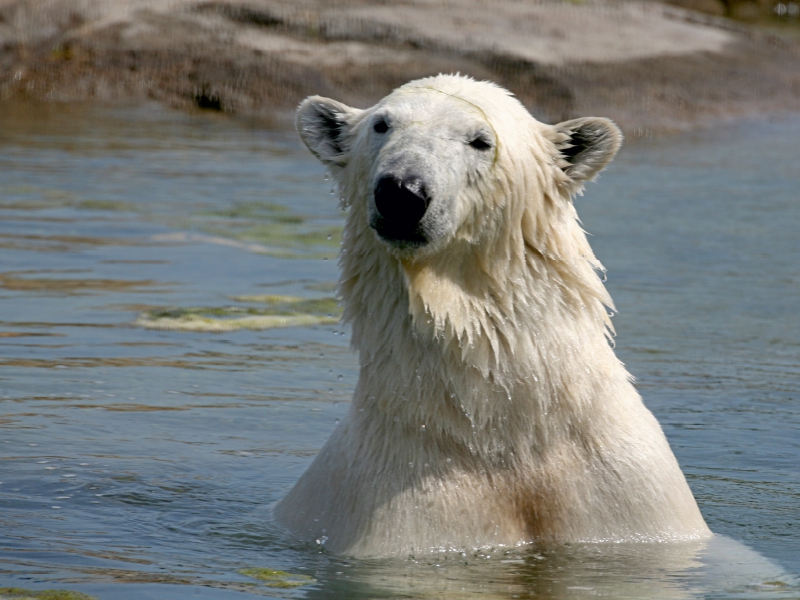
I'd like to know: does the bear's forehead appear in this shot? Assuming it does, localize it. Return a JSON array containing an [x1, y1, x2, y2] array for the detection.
[[377, 89, 489, 125], [376, 79, 537, 137]]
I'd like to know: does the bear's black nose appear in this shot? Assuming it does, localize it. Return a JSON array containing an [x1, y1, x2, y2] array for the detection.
[[372, 175, 430, 245]]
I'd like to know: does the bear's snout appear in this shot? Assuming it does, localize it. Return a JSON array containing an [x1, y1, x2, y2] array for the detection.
[[372, 175, 430, 246]]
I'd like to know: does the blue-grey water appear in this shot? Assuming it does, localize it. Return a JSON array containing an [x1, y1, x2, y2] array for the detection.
[[0, 103, 798, 599]]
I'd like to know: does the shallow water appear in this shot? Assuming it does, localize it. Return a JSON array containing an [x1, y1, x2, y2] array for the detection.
[[0, 103, 798, 599]]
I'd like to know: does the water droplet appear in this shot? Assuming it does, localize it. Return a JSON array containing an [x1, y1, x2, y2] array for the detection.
[[420, 424, 426, 432], [327, 234, 332, 240], [335, 418, 340, 425], [328, 388, 333, 394], [338, 374, 343, 380], [316, 535, 329, 546], [446, 458, 452, 464]]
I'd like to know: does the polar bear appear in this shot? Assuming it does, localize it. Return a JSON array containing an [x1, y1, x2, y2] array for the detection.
[[274, 74, 711, 558]]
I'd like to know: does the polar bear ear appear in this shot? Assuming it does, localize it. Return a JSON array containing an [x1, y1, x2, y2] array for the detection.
[[552, 117, 623, 186], [296, 96, 362, 167]]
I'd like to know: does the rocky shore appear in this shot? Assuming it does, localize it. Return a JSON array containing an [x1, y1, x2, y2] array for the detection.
[[1, 0, 799, 132]]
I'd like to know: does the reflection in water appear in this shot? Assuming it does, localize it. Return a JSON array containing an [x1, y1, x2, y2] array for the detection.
[[302, 537, 792, 599], [0, 103, 798, 599], [0, 271, 166, 294]]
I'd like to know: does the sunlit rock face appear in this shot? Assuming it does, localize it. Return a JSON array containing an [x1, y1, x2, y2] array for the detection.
[[274, 74, 711, 558], [1, 1, 799, 132]]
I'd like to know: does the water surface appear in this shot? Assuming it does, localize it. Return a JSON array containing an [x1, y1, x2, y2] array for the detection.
[[0, 103, 798, 599]]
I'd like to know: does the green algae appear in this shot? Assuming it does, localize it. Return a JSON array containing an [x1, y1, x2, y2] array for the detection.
[[0, 272, 164, 294], [305, 281, 338, 293], [76, 199, 136, 212], [238, 568, 315, 589], [201, 201, 301, 221], [202, 222, 341, 252], [196, 200, 342, 258], [137, 312, 338, 332], [1, 187, 342, 259], [136, 295, 341, 332], [232, 294, 340, 315], [0, 588, 96, 600], [0, 187, 135, 213]]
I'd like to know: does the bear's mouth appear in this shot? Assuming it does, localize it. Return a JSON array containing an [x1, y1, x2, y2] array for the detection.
[[372, 218, 428, 247], [370, 175, 430, 247]]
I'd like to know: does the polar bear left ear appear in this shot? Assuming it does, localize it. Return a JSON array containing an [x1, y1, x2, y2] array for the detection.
[[552, 117, 623, 186], [296, 96, 362, 168]]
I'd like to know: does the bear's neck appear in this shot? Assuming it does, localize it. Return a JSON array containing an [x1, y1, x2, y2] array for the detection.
[[338, 219, 632, 457]]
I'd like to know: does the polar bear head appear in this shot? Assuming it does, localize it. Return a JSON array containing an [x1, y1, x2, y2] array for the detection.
[[296, 74, 622, 262], [297, 75, 623, 374]]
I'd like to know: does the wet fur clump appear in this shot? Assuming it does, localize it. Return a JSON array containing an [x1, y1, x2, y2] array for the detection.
[[275, 74, 711, 558]]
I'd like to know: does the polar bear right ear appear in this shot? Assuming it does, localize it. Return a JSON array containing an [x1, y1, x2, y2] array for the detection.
[[296, 96, 362, 167], [552, 117, 623, 187]]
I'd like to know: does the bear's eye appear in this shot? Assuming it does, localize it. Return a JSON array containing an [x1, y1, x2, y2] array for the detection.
[[468, 136, 492, 151], [373, 119, 389, 134]]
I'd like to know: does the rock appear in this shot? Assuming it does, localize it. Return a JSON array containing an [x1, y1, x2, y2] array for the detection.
[[1, 0, 798, 132]]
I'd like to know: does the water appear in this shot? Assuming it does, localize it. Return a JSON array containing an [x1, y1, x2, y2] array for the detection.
[[0, 103, 798, 599]]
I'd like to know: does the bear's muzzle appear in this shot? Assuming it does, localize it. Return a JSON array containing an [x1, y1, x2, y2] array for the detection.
[[371, 174, 431, 246]]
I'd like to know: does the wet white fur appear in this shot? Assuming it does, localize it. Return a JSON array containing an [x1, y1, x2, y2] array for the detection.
[[275, 75, 711, 557]]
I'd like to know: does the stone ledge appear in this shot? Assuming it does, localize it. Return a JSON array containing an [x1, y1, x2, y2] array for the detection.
[[1, 0, 799, 131]]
